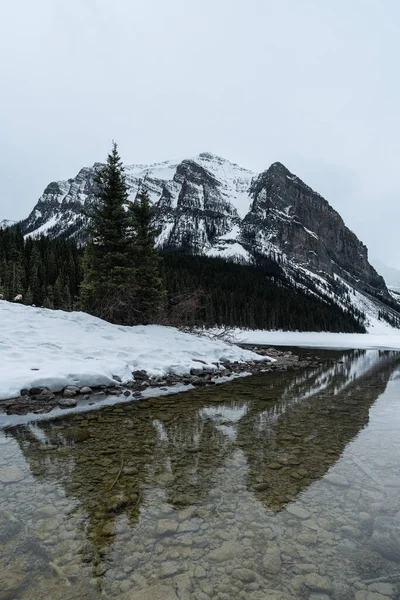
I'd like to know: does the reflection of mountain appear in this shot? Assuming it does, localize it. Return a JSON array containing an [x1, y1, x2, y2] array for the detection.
[[7, 349, 400, 581], [238, 350, 400, 511]]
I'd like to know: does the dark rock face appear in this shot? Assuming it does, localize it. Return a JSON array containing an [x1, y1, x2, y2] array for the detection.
[[241, 162, 386, 293], [17, 153, 387, 296]]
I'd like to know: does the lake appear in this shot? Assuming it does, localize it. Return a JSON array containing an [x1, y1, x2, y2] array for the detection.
[[1, 348, 400, 599]]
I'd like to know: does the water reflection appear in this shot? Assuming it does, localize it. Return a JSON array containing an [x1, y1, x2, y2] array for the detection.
[[1, 348, 400, 599]]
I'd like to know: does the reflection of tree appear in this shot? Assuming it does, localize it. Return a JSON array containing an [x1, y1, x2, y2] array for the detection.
[[8, 388, 235, 578], [239, 351, 400, 511], [9, 406, 158, 576]]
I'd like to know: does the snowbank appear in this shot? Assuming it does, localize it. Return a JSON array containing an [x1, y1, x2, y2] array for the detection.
[[0, 301, 268, 401], [234, 329, 400, 350]]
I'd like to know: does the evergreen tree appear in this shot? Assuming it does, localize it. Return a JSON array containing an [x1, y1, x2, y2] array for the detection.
[[129, 189, 166, 324], [80, 143, 137, 324]]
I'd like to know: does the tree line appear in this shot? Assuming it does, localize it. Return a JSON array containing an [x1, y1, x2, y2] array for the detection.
[[0, 143, 367, 333]]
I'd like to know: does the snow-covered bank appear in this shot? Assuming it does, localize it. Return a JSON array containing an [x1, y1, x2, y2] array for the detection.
[[0, 301, 269, 402], [235, 330, 400, 351]]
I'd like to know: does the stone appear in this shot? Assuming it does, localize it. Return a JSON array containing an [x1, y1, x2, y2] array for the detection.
[[286, 504, 310, 520], [34, 505, 58, 518], [302, 573, 331, 592], [341, 525, 361, 538], [0, 510, 22, 541], [355, 592, 389, 600], [371, 514, 400, 561], [29, 386, 46, 395], [178, 518, 202, 533], [63, 389, 78, 398], [124, 584, 179, 600], [58, 398, 77, 408], [0, 466, 24, 483], [268, 462, 283, 470], [323, 473, 349, 487], [368, 583, 394, 596], [262, 547, 281, 575], [156, 519, 178, 535], [209, 540, 236, 562], [133, 370, 148, 380], [0, 563, 28, 600], [79, 386, 92, 394], [235, 568, 257, 583], [160, 562, 184, 578]]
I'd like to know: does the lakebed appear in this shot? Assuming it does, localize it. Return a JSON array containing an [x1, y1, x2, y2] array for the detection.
[[1, 347, 400, 599]]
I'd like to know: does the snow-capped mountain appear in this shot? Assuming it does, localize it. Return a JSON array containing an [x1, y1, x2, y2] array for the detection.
[[19, 152, 386, 299], [0, 219, 16, 229]]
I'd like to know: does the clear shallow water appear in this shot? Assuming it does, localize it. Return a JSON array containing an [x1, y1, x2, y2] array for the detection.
[[1, 349, 400, 599]]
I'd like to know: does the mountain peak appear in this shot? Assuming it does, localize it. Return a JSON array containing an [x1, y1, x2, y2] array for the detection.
[[16, 151, 387, 298]]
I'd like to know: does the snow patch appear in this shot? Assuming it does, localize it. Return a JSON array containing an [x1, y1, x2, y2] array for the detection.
[[0, 301, 269, 402]]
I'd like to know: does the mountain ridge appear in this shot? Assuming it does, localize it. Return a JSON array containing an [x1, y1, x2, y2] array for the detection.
[[15, 152, 388, 304]]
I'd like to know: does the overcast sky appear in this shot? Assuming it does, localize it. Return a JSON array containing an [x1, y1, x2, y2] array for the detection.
[[1, 0, 399, 268]]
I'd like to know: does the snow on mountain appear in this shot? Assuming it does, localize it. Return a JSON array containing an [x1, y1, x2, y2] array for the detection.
[[0, 219, 16, 229], [15, 151, 400, 331]]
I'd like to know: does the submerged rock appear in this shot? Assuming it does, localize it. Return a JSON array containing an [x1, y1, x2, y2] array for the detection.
[[323, 473, 350, 487], [371, 514, 400, 561], [0, 466, 24, 483]]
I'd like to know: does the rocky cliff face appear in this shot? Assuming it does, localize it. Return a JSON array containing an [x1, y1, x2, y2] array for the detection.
[[18, 152, 386, 295], [241, 162, 385, 292]]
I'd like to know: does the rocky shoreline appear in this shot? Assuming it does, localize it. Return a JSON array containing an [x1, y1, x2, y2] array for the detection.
[[0, 346, 329, 417]]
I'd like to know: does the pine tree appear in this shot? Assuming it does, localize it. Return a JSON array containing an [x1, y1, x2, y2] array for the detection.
[[80, 143, 137, 324], [129, 189, 166, 324]]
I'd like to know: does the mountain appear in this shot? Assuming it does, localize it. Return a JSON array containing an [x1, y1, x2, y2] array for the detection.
[[19, 153, 384, 285], [370, 258, 400, 292], [13, 152, 400, 330], [0, 219, 16, 229]]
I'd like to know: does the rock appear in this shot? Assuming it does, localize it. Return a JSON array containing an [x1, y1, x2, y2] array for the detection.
[[262, 546, 281, 575], [302, 573, 331, 592], [286, 504, 310, 520], [267, 462, 283, 470], [355, 592, 389, 600], [0, 563, 28, 600], [133, 370, 148, 382], [34, 505, 58, 518], [371, 514, 400, 561], [341, 525, 361, 538], [156, 519, 178, 535], [235, 568, 257, 583], [124, 584, 179, 600], [79, 386, 92, 394], [34, 388, 55, 401], [0, 466, 24, 483], [0, 510, 23, 541], [29, 386, 46, 395], [112, 374, 122, 382], [323, 473, 349, 487], [178, 518, 202, 533], [58, 398, 77, 408], [160, 562, 184, 578], [368, 583, 394, 596], [190, 368, 206, 376], [63, 388, 78, 398], [209, 540, 236, 562]]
